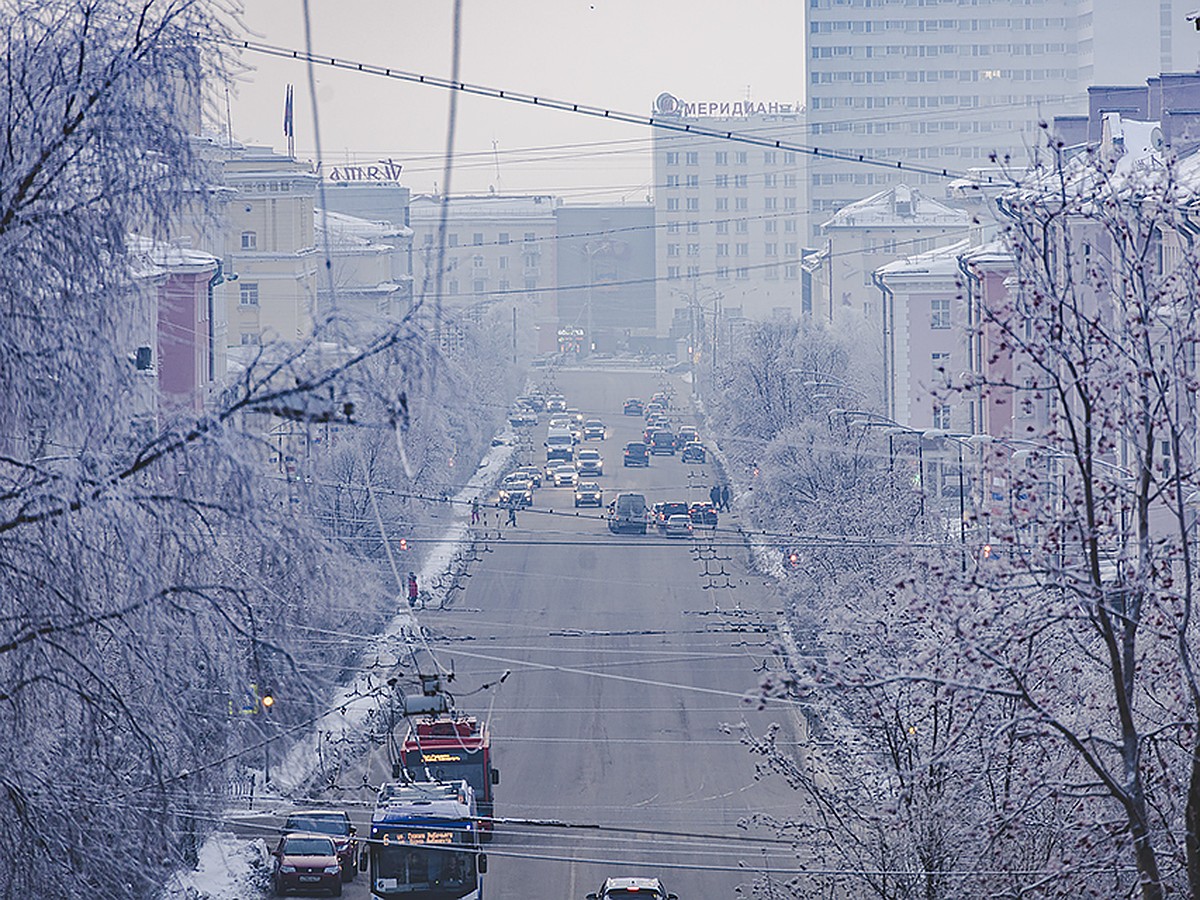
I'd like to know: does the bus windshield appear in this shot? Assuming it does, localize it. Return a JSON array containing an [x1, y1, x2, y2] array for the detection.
[[401, 756, 487, 797], [375, 843, 476, 888]]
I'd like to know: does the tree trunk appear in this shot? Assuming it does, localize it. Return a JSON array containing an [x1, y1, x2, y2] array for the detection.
[[1185, 738, 1200, 898]]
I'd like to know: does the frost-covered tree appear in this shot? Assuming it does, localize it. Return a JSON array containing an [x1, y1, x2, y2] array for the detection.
[[0, 2, 516, 896]]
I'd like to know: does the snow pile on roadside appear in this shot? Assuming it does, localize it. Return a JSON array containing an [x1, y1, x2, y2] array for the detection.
[[159, 833, 268, 900]]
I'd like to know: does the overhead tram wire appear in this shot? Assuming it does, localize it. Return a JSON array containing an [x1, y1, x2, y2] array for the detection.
[[212, 35, 1010, 187]]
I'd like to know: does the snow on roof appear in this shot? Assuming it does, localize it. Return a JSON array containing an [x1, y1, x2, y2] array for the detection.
[[409, 193, 559, 222], [315, 208, 412, 244], [875, 238, 972, 280], [822, 184, 968, 230]]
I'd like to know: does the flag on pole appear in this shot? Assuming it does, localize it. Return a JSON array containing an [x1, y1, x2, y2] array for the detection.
[[282, 83, 294, 139]]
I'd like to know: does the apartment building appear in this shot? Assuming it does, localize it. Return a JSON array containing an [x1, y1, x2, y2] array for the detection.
[[650, 93, 808, 334]]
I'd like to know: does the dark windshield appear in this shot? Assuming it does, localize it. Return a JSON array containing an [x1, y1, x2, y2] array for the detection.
[[285, 814, 349, 836], [282, 837, 335, 856], [375, 843, 476, 887], [401, 756, 488, 796], [660, 503, 689, 517]]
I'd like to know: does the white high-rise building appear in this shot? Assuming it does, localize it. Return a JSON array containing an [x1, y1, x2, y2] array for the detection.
[[806, 0, 1095, 239], [650, 93, 808, 335]]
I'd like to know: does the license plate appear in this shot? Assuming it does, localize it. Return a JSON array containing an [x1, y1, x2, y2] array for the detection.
[[299, 875, 320, 882]]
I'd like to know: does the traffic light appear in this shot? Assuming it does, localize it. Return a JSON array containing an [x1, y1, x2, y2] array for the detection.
[[261, 690, 275, 711], [399, 538, 408, 551]]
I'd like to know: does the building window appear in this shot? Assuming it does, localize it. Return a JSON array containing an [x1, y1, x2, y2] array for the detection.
[[666, 222, 681, 234], [715, 174, 729, 189], [686, 221, 699, 234], [666, 151, 679, 165], [717, 266, 730, 279], [716, 197, 729, 211], [784, 174, 797, 188], [472, 255, 485, 269], [736, 242, 749, 257], [473, 278, 486, 294], [764, 150, 777, 165], [524, 232, 536, 243], [736, 220, 748, 234], [523, 252, 538, 268], [424, 233, 435, 245], [765, 220, 777, 233], [735, 197, 748, 211], [716, 221, 729, 235], [667, 198, 680, 211], [717, 243, 729, 257], [666, 174, 680, 188], [716, 151, 728, 165], [448, 279, 459, 294], [473, 232, 484, 246], [448, 234, 458, 247], [785, 264, 799, 280], [499, 256, 509, 270], [668, 265, 681, 280], [686, 197, 699, 211], [736, 267, 750, 280], [239, 283, 259, 306], [764, 197, 777, 210], [734, 174, 749, 188], [735, 151, 748, 165], [765, 243, 777, 257], [499, 232, 510, 244], [932, 404, 952, 430], [240, 332, 259, 345], [784, 219, 798, 233], [667, 243, 680, 257], [931, 298, 951, 329], [785, 241, 798, 256], [764, 173, 777, 188], [686, 174, 700, 188], [240, 231, 257, 250], [687, 243, 700, 257], [686, 151, 699, 165], [525, 276, 537, 290], [499, 279, 510, 291], [785, 197, 798, 210]]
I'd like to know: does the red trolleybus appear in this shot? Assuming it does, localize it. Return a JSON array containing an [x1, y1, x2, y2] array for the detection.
[[399, 717, 499, 840]]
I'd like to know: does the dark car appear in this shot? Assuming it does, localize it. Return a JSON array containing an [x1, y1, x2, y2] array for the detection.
[[654, 501, 691, 529], [680, 441, 706, 464], [281, 811, 356, 882], [583, 418, 607, 440], [608, 492, 648, 534], [649, 430, 677, 455], [689, 501, 719, 527], [623, 441, 650, 467], [677, 425, 699, 445], [575, 481, 604, 507], [623, 398, 644, 415], [271, 833, 342, 896]]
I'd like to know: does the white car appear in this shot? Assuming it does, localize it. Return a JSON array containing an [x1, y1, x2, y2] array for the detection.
[[664, 514, 693, 538], [549, 463, 578, 487], [588, 878, 677, 900]]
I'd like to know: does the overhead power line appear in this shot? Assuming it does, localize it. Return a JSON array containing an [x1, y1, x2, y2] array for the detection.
[[213, 35, 1010, 186]]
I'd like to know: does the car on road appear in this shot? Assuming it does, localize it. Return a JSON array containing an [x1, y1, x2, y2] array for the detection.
[[520, 393, 545, 412], [653, 501, 690, 529], [651, 391, 671, 410], [548, 462, 579, 487], [689, 501, 719, 527], [664, 514, 693, 538], [281, 811, 357, 882], [623, 441, 650, 467], [680, 441, 707, 464], [677, 425, 699, 445], [649, 430, 677, 455], [607, 492, 648, 534], [623, 398, 644, 415], [513, 465, 543, 487], [587, 877, 677, 900], [644, 401, 665, 418], [271, 833, 343, 896], [545, 429, 575, 462], [575, 481, 603, 507], [508, 408, 537, 427], [546, 394, 567, 413], [583, 418, 607, 440], [576, 448, 604, 477], [498, 475, 534, 507]]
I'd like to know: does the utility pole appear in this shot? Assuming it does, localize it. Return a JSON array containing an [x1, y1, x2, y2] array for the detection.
[[512, 306, 517, 363]]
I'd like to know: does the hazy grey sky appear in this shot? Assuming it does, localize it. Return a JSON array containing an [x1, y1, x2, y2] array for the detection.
[[226, 1, 806, 203]]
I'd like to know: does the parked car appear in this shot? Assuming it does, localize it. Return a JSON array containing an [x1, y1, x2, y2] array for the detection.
[[680, 441, 707, 464], [583, 418, 607, 440], [588, 877, 677, 900], [664, 514, 693, 538], [689, 501, 719, 527], [281, 811, 357, 882], [623, 398, 644, 415], [623, 441, 650, 467], [575, 481, 604, 507], [271, 833, 343, 896]]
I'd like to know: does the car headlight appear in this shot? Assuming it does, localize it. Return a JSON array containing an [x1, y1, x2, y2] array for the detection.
[[279, 865, 297, 873], [324, 866, 341, 875]]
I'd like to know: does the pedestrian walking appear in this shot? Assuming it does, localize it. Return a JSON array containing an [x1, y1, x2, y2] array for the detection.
[[407, 571, 419, 607], [470, 498, 480, 525], [709, 484, 720, 508], [506, 504, 517, 527], [721, 483, 731, 512]]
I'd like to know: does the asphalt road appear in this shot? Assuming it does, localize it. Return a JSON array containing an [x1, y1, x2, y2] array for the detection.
[[270, 366, 808, 899]]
